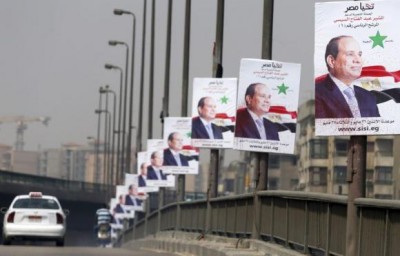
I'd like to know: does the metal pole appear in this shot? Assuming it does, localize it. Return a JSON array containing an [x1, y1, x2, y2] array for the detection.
[[109, 41, 130, 184], [251, 0, 274, 240], [136, 0, 147, 153], [345, 136, 366, 256], [116, 68, 123, 185], [108, 89, 117, 185], [158, 0, 172, 233], [148, 0, 155, 139], [210, 0, 224, 195], [206, 0, 224, 232], [127, 13, 136, 175], [103, 94, 109, 184], [96, 89, 103, 183], [177, 0, 191, 204]]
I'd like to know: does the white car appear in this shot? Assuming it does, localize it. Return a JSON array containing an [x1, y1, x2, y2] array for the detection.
[[1, 192, 68, 246]]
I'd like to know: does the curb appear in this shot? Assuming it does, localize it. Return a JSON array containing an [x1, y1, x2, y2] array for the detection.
[[122, 231, 304, 256]]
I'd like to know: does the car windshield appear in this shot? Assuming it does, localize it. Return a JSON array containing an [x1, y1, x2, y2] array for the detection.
[[13, 198, 60, 210]]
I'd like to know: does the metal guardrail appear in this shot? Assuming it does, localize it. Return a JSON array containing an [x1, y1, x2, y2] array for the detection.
[[121, 190, 400, 256], [0, 169, 110, 201]]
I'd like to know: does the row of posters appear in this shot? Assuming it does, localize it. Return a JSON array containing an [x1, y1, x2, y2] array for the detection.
[[108, 0, 400, 224], [190, 59, 301, 154]]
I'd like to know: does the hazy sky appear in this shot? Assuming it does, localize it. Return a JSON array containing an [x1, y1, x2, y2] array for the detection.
[[0, 0, 334, 152]]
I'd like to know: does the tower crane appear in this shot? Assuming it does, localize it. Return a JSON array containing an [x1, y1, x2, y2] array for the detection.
[[0, 116, 51, 151]]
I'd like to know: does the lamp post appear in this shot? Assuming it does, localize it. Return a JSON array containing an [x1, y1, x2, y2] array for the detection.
[[100, 86, 117, 185], [138, 0, 147, 155], [105, 63, 125, 182], [95, 87, 103, 183], [95, 108, 110, 185], [108, 41, 129, 182], [113, 8, 136, 176]]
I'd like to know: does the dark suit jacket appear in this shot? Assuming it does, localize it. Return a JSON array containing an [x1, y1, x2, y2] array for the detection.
[[138, 175, 146, 187], [234, 108, 280, 141], [147, 166, 167, 180], [125, 195, 143, 206], [163, 148, 189, 166], [315, 75, 380, 118], [191, 117, 223, 139], [113, 204, 125, 214]]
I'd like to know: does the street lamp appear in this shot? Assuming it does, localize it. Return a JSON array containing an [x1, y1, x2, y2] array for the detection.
[[95, 87, 104, 183], [100, 85, 117, 185], [113, 8, 136, 176], [108, 40, 129, 181], [104, 63, 125, 179], [95, 108, 110, 185]]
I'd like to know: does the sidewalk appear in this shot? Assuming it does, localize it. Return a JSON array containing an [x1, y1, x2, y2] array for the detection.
[[122, 231, 304, 256]]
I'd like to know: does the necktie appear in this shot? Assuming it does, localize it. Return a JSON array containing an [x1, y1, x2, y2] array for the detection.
[[255, 119, 267, 140], [343, 87, 361, 118], [174, 154, 182, 166], [206, 124, 214, 139]]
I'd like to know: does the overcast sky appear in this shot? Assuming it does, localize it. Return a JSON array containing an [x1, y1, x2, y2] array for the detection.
[[0, 0, 335, 152]]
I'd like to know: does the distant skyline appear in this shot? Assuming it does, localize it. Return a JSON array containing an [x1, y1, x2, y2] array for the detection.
[[0, 0, 334, 152]]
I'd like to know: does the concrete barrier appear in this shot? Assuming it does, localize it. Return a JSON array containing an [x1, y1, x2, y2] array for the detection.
[[122, 231, 303, 256]]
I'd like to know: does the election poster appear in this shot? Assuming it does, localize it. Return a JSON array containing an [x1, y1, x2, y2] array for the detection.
[[233, 58, 301, 154], [145, 139, 175, 188], [191, 78, 237, 148], [315, 1, 400, 136], [162, 117, 199, 175], [135, 151, 159, 193]]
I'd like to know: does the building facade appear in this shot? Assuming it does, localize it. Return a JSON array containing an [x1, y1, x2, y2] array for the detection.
[[297, 100, 396, 199]]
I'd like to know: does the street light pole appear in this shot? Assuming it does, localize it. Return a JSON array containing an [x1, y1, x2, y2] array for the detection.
[[95, 88, 103, 183], [95, 107, 110, 185], [105, 63, 124, 183], [113, 9, 136, 177], [108, 40, 130, 183], [100, 86, 117, 185], [137, 0, 147, 154]]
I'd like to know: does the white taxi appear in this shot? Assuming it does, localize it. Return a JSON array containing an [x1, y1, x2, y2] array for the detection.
[[1, 192, 67, 246]]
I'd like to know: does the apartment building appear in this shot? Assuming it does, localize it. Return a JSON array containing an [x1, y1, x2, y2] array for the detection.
[[297, 100, 396, 199]]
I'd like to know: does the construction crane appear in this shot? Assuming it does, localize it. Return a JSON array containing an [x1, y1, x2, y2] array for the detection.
[[0, 116, 51, 151]]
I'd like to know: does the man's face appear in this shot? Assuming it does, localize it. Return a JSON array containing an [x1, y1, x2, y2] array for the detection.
[[198, 97, 216, 121], [246, 84, 271, 116], [129, 186, 137, 196], [328, 37, 363, 85], [151, 152, 163, 168], [140, 164, 147, 175], [168, 133, 183, 151]]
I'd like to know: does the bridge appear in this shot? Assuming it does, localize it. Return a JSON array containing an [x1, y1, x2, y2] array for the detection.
[[1, 170, 399, 255]]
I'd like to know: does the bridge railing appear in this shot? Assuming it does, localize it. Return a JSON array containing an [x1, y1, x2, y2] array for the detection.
[[122, 190, 400, 256], [0, 169, 111, 202]]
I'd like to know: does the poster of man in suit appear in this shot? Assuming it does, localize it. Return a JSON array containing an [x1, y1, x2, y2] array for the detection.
[[233, 58, 301, 154], [135, 152, 159, 193], [315, 1, 400, 136], [145, 139, 175, 188], [162, 117, 199, 175], [191, 78, 237, 149]]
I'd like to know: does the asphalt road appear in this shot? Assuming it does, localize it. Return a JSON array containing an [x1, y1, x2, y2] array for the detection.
[[0, 245, 184, 256]]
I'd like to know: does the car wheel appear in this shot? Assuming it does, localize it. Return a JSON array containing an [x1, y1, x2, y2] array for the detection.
[[56, 239, 64, 247]]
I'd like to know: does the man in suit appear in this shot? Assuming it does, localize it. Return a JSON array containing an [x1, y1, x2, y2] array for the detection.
[[113, 195, 126, 214], [163, 132, 190, 166], [192, 96, 224, 139], [125, 184, 143, 206], [315, 35, 380, 118], [138, 162, 147, 187], [235, 83, 280, 141], [147, 151, 167, 180]]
